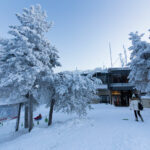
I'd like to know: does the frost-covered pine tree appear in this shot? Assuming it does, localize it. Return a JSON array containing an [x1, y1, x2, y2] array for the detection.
[[128, 32, 150, 93], [0, 4, 60, 131], [0, 4, 60, 103], [142, 30, 150, 94], [45, 71, 101, 125]]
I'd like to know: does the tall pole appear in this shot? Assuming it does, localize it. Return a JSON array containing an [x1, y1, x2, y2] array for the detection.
[[109, 42, 113, 68], [119, 53, 124, 68], [109, 42, 113, 105], [123, 45, 127, 65]]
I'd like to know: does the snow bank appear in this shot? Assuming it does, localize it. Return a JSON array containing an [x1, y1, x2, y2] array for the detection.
[[141, 95, 150, 99], [0, 104, 150, 150]]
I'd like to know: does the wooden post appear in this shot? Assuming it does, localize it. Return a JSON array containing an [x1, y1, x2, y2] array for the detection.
[[24, 104, 29, 128], [48, 99, 55, 126], [28, 95, 33, 132], [15, 103, 22, 132]]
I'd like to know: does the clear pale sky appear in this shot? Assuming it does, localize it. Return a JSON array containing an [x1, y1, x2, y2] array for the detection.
[[1, 0, 150, 72]]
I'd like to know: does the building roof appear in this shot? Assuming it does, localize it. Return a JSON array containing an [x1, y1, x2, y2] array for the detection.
[[108, 67, 130, 72], [109, 83, 134, 90], [97, 84, 108, 90]]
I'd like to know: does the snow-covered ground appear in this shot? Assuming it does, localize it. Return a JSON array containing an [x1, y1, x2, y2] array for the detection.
[[0, 104, 150, 150]]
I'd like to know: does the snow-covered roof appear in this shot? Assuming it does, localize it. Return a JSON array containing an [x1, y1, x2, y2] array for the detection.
[[108, 67, 130, 71], [81, 68, 108, 76], [97, 84, 108, 90], [110, 83, 134, 87]]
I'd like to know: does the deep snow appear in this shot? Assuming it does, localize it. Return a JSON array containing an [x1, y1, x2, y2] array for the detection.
[[0, 104, 150, 150]]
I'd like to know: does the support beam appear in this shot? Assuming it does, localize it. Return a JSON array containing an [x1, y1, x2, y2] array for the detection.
[[24, 104, 29, 128]]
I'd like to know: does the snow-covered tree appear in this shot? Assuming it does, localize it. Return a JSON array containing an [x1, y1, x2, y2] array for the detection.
[[143, 30, 150, 94], [0, 4, 60, 131], [128, 32, 150, 93], [41, 71, 101, 125], [0, 4, 60, 103]]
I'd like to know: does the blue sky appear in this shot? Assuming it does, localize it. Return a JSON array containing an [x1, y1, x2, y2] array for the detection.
[[1, 0, 150, 72]]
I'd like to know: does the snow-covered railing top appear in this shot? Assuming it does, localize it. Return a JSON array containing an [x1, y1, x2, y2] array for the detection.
[[0, 100, 27, 106], [0, 100, 27, 122]]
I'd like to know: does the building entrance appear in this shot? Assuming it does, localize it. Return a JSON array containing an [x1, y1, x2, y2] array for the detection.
[[112, 90, 131, 106]]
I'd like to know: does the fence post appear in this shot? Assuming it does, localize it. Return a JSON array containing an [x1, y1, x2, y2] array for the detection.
[[48, 99, 55, 126], [28, 95, 33, 132], [15, 103, 22, 131], [24, 104, 29, 128]]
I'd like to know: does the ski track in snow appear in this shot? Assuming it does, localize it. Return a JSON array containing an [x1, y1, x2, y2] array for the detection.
[[0, 104, 150, 150]]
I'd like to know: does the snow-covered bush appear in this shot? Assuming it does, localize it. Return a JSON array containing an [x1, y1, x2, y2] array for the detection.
[[53, 72, 101, 115], [43, 71, 101, 125]]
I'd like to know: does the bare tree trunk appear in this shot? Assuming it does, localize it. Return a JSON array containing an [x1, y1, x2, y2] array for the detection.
[[48, 99, 55, 126], [28, 97, 33, 132], [15, 103, 22, 131], [24, 104, 29, 128]]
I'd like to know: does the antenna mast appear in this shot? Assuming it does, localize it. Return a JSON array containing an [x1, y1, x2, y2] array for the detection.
[[123, 45, 127, 66], [109, 42, 113, 68], [119, 53, 124, 68]]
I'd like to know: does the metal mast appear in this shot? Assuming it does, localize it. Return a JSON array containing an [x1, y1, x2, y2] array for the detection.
[[119, 53, 124, 68], [123, 45, 127, 66], [109, 42, 113, 68]]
